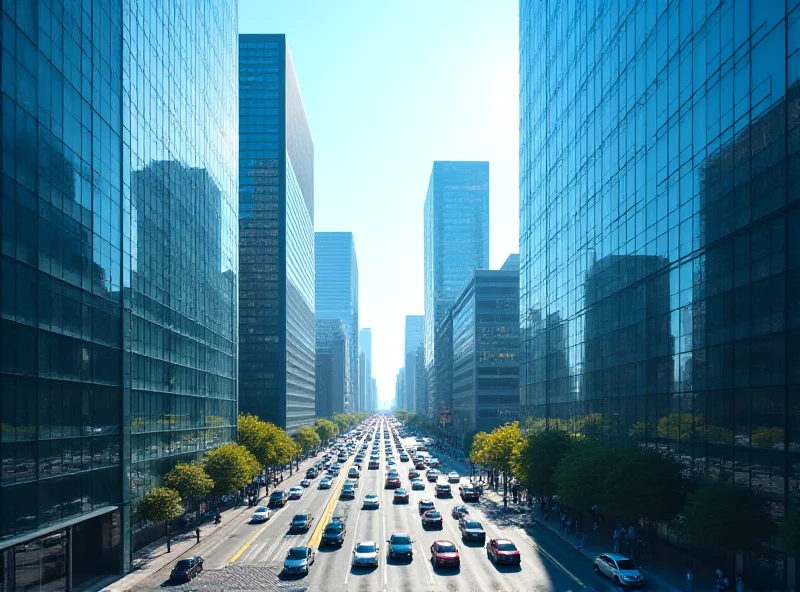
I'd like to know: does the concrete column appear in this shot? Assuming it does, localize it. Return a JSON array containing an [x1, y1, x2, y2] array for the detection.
[[66, 526, 73, 592]]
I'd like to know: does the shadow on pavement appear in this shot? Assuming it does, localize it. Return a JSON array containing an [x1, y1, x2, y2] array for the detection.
[[316, 544, 343, 554], [348, 564, 379, 575], [431, 563, 461, 576], [491, 563, 523, 574]]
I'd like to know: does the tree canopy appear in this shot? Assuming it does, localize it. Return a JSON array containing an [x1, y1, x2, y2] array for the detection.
[[469, 431, 489, 465], [139, 487, 183, 523], [679, 481, 777, 555], [315, 419, 339, 443], [237, 414, 295, 468], [471, 422, 521, 474], [295, 425, 321, 454], [204, 443, 260, 496], [554, 440, 617, 511], [511, 429, 573, 497], [163, 463, 214, 505]]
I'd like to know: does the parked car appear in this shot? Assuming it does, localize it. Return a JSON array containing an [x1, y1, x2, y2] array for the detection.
[[593, 553, 645, 588], [170, 556, 203, 582]]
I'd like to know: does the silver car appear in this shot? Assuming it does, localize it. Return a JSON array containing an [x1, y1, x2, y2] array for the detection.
[[352, 540, 380, 567], [593, 553, 645, 588], [283, 546, 315, 576]]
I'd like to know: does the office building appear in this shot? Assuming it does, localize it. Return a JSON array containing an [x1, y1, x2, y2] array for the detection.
[[359, 328, 373, 411], [403, 315, 424, 412], [520, 1, 798, 585], [414, 346, 428, 416], [239, 34, 315, 433], [451, 257, 520, 445], [315, 233, 359, 410], [0, 0, 239, 586], [395, 368, 405, 411], [371, 377, 378, 411], [315, 320, 348, 418], [424, 161, 489, 421]]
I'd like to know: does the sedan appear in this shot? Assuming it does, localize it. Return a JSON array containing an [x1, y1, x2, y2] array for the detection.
[[251, 506, 273, 523], [288, 486, 304, 500], [289, 513, 314, 532], [363, 494, 380, 509], [418, 499, 436, 515], [459, 519, 486, 543], [427, 471, 439, 483], [170, 556, 203, 582], [283, 546, 315, 576], [384, 476, 401, 489], [430, 540, 460, 568], [421, 510, 444, 529], [486, 539, 521, 565], [393, 488, 409, 503], [411, 479, 425, 491], [408, 469, 420, 479], [319, 477, 333, 489], [447, 471, 460, 483], [386, 533, 414, 562], [352, 541, 380, 567], [321, 520, 346, 546], [300, 479, 311, 488], [593, 553, 645, 588], [451, 505, 470, 519]]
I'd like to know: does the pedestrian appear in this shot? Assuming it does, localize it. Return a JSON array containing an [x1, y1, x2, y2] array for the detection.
[[685, 568, 693, 592], [576, 529, 585, 552], [613, 528, 621, 553], [566, 516, 573, 535], [735, 575, 744, 592], [195, 527, 200, 544]]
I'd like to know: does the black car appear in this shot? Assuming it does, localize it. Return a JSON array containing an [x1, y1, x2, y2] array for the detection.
[[170, 556, 203, 582], [459, 519, 486, 542], [321, 520, 346, 546], [268, 490, 288, 508]]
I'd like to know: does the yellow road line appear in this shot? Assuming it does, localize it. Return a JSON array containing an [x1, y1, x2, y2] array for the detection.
[[227, 521, 269, 564], [308, 452, 357, 548], [534, 540, 587, 588]]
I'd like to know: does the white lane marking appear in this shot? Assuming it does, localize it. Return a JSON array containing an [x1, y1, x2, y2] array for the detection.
[[343, 491, 365, 586]]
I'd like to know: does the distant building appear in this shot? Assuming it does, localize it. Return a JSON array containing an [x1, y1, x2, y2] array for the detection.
[[315, 320, 349, 418], [424, 161, 489, 421], [414, 346, 428, 417], [239, 34, 316, 433], [371, 377, 378, 411], [450, 258, 520, 445], [315, 232, 359, 410], [359, 328, 373, 411], [403, 315, 424, 412]]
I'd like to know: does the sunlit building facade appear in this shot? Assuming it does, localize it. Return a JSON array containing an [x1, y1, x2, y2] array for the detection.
[[520, 0, 799, 585], [239, 34, 316, 433]]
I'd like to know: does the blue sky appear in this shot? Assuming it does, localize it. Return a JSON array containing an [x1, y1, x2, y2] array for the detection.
[[239, 0, 519, 407]]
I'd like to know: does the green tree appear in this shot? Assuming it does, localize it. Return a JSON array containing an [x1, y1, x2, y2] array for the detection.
[[782, 499, 800, 557], [139, 487, 183, 552], [469, 431, 489, 465], [511, 430, 573, 498], [554, 440, 617, 511], [679, 481, 777, 557], [204, 443, 260, 496], [601, 446, 686, 524], [331, 413, 349, 434], [237, 413, 272, 467], [296, 425, 321, 454], [163, 463, 214, 513], [315, 419, 338, 443]]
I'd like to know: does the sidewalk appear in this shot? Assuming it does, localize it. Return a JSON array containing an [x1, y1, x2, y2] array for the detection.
[[431, 444, 719, 592], [87, 456, 318, 592]]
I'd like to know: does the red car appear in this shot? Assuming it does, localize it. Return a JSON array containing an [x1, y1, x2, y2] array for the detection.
[[393, 488, 409, 503], [421, 510, 443, 529], [408, 469, 420, 479], [385, 476, 401, 489], [486, 538, 521, 565], [430, 540, 460, 568]]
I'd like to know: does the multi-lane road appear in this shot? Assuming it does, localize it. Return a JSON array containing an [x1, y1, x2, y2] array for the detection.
[[138, 417, 620, 591]]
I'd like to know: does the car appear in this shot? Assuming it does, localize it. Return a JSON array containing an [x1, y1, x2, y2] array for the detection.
[[368, 460, 380, 470], [411, 478, 425, 490], [319, 477, 333, 489], [427, 470, 439, 483], [451, 505, 470, 519], [435, 483, 452, 498], [400, 454, 409, 462], [386, 468, 399, 478], [348, 467, 360, 479], [429, 458, 441, 467], [283, 546, 315, 576], [387, 459, 396, 466], [289, 513, 314, 532], [268, 490, 288, 507], [408, 469, 420, 479], [352, 540, 380, 567], [340, 483, 356, 498], [393, 488, 409, 503], [447, 471, 460, 483], [288, 486, 304, 500], [170, 556, 203, 582], [486, 539, 521, 565], [418, 498, 435, 514], [421, 510, 444, 529], [305, 467, 318, 478], [386, 533, 414, 562], [593, 553, 645, 587], [300, 479, 311, 488], [430, 540, 460, 568], [384, 476, 401, 489], [330, 468, 340, 476], [363, 494, 380, 509], [415, 460, 426, 470], [321, 520, 346, 546], [347, 478, 359, 489], [251, 506, 274, 522], [459, 484, 481, 502], [459, 519, 486, 543]]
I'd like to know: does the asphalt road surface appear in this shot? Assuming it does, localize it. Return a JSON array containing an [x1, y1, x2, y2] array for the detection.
[[136, 417, 622, 592]]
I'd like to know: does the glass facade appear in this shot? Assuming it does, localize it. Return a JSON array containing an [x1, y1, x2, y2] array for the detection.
[[315, 232, 359, 410], [520, 0, 800, 585], [1, 0, 238, 584], [359, 328, 372, 412], [315, 319, 348, 418], [403, 315, 424, 413], [423, 161, 490, 418], [239, 35, 315, 434]]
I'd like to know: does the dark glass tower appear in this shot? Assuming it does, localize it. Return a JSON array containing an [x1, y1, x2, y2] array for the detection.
[[423, 161, 489, 420], [0, 0, 238, 585], [239, 35, 315, 433], [315, 232, 358, 411], [315, 319, 348, 418], [520, 0, 799, 585]]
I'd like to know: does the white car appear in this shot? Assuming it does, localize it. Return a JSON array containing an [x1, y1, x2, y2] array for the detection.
[[362, 494, 380, 509], [251, 506, 273, 522], [347, 478, 359, 489], [319, 477, 333, 489], [411, 479, 425, 491], [352, 540, 380, 567], [288, 486, 304, 500], [300, 479, 311, 488], [594, 553, 645, 587], [448, 471, 460, 483]]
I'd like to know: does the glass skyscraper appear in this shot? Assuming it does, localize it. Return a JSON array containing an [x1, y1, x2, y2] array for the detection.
[[315, 319, 348, 418], [315, 232, 358, 411], [359, 328, 372, 412], [520, 1, 799, 585], [239, 34, 315, 434], [424, 161, 489, 419], [0, 0, 238, 586]]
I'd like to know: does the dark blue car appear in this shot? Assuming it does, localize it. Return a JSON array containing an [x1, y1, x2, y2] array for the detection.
[[386, 533, 414, 561]]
